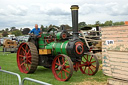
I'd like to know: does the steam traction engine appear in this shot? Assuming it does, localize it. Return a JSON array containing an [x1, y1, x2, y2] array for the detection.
[[17, 5, 99, 81]]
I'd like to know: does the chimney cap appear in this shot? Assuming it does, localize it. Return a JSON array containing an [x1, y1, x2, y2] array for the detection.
[[70, 5, 79, 10]]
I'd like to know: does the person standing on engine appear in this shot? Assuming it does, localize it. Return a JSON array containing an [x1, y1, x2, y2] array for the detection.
[[28, 24, 41, 48], [28, 24, 41, 36]]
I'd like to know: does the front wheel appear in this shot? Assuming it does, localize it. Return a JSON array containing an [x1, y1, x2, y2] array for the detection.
[[79, 54, 99, 75], [52, 54, 73, 81]]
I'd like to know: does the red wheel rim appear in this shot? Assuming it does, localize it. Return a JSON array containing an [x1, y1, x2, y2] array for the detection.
[[52, 54, 73, 81], [17, 43, 31, 73], [79, 54, 99, 75]]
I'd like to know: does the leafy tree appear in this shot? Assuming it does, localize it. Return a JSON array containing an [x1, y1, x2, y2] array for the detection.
[[113, 22, 119, 26], [22, 28, 30, 35], [2, 31, 9, 37], [11, 29, 22, 36], [60, 24, 71, 30], [113, 21, 124, 26], [120, 21, 124, 25], [104, 20, 113, 26], [1, 29, 4, 32], [5, 28, 9, 31], [78, 22, 87, 29], [49, 24, 53, 28], [40, 25, 46, 31], [41, 25, 44, 29], [20, 28, 23, 31], [95, 21, 101, 25], [45, 26, 48, 29], [10, 27, 16, 31], [45, 26, 48, 31]]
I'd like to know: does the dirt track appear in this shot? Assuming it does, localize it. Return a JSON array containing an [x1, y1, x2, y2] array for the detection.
[[72, 80, 106, 85]]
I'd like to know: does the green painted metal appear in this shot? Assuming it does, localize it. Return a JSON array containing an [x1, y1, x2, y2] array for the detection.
[[56, 32, 61, 40], [38, 34, 45, 48], [45, 42, 55, 49], [45, 40, 69, 56]]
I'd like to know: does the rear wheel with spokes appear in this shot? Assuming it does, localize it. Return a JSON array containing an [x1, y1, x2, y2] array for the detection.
[[52, 54, 73, 81], [79, 54, 99, 75], [17, 42, 38, 74]]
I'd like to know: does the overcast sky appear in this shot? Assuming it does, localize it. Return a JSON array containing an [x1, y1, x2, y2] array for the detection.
[[0, 0, 128, 29]]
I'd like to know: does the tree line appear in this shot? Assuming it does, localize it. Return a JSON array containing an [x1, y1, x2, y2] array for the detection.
[[0, 20, 125, 37], [0, 27, 30, 37], [78, 20, 124, 29]]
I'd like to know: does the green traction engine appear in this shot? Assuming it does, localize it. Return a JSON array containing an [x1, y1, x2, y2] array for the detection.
[[17, 5, 99, 81]]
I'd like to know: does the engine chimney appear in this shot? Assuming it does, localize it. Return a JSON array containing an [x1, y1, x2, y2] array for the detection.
[[71, 5, 79, 39]]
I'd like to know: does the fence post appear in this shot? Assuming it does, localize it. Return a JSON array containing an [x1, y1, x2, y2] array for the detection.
[[0, 69, 22, 85], [0, 69, 52, 85]]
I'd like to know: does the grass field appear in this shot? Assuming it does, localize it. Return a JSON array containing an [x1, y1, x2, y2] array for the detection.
[[0, 47, 109, 85]]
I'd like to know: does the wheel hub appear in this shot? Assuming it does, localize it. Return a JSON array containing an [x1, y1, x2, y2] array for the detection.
[[58, 66, 62, 70], [23, 56, 26, 60], [58, 65, 66, 70], [85, 62, 91, 67]]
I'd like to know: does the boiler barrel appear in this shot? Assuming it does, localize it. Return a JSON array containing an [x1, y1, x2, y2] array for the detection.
[[45, 41, 69, 55]]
